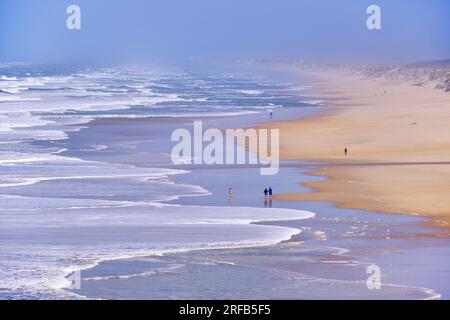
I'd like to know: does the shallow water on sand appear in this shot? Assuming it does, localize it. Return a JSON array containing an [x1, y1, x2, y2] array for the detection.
[[74, 164, 449, 300], [67, 117, 450, 300]]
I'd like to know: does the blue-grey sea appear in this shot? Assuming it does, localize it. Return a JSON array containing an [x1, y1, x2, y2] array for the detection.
[[0, 63, 449, 299]]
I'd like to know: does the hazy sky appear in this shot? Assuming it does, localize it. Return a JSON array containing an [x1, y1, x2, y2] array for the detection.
[[1, 0, 449, 65]]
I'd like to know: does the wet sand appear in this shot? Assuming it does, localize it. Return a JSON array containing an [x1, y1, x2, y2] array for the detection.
[[66, 115, 450, 299], [264, 69, 450, 228]]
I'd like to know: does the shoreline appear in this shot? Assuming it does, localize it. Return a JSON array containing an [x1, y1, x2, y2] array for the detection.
[[64, 113, 449, 299], [3, 64, 450, 300], [260, 66, 450, 229]]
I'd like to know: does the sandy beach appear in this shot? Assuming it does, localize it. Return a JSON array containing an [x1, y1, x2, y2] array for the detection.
[[266, 67, 450, 228]]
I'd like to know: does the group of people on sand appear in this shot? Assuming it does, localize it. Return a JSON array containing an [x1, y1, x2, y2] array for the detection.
[[263, 187, 273, 198], [227, 186, 274, 202], [227, 146, 348, 204]]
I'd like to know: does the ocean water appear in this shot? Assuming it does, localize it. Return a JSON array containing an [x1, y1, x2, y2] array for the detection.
[[0, 64, 320, 299], [72, 165, 447, 300], [3, 64, 448, 300]]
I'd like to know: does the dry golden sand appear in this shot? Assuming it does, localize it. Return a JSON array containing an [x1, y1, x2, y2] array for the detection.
[[265, 70, 450, 228]]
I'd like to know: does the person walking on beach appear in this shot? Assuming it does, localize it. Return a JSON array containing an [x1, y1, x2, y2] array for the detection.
[[263, 187, 269, 198], [268, 187, 273, 197], [228, 187, 233, 204], [344, 147, 348, 156]]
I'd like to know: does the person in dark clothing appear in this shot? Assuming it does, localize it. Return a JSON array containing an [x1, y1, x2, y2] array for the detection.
[[263, 188, 269, 197], [268, 187, 273, 197], [344, 147, 348, 156]]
